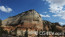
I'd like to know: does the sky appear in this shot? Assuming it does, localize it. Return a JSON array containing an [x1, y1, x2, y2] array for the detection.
[[0, 0, 65, 25]]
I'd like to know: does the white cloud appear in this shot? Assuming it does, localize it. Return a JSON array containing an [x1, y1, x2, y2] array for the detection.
[[40, 14, 50, 17], [0, 6, 12, 13], [45, 0, 65, 20], [52, 14, 62, 17], [59, 22, 65, 25], [42, 0, 46, 1], [43, 12, 47, 13], [49, 4, 63, 13]]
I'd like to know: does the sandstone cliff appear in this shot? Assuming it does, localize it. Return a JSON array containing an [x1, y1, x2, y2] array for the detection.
[[43, 20, 65, 32], [2, 9, 43, 30]]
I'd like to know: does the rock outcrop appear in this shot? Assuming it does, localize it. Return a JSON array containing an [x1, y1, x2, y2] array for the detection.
[[2, 9, 43, 30], [43, 20, 65, 32]]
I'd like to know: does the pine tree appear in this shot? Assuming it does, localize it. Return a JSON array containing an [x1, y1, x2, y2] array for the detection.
[[0, 19, 2, 26], [38, 30, 39, 37], [25, 28, 28, 37], [0, 27, 4, 37]]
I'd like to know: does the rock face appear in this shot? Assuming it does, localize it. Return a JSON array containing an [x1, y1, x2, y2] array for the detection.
[[2, 9, 43, 30], [43, 20, 64, 32]]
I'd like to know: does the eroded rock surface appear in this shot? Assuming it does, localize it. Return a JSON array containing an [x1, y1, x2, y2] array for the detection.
[[2, 9, 43, 30]]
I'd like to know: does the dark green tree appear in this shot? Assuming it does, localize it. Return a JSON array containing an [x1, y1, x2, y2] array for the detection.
[[0, 27, 4, 37], [25, 28, 28, 37], [38, 30, 39, 37], [0, 19, 2, 26]]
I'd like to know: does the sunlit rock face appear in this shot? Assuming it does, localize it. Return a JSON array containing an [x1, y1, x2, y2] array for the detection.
[[2, 9, 43, 30]]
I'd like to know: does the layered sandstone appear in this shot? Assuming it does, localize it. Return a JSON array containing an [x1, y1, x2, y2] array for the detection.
[[2, 9, 43, 30]]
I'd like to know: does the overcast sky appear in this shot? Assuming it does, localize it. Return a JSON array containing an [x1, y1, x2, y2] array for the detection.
[[0, 0, 65, 25]]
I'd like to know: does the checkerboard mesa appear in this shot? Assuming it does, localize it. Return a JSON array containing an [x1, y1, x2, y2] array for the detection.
[[2, 9, 43, 30]]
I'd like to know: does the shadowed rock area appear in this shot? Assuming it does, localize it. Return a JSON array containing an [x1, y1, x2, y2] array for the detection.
[[43, 20, 65, 32]]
